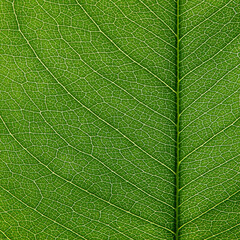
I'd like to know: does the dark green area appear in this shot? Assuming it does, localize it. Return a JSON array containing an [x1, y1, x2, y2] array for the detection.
[[0, 0, 239, 239]]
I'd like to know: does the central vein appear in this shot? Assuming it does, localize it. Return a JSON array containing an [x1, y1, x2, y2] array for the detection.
[[175, 0, 181, 239]]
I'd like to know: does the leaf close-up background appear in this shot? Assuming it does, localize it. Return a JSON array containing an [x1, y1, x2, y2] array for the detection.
[[0, 0, 239, 239]]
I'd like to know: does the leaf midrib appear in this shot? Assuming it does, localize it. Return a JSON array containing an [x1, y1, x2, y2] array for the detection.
[[175, 0, 181, 238], [6, 1, 238, 239]]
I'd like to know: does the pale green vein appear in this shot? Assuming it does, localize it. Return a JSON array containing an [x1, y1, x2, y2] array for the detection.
[[0, 171, 136, 240], [22, 0, 177, 128], [0, 205, 51, 239], [179, 64, 240, 116], [109, 0, 177, 52], [75, 0, 176, 94], [1, 170, 159, 240], [179, 116, 240, 164], [179, 2, 203, 16], [0, 229, 12, 240], [8, 88, 176, 194], [179, 173, 239, 208], [0, 1, 238, 239], [0, 115, 175, 235], [156, 1, 177, 16], [179, 189, 240, 230], [138, 0, 177, 37], [204, 224, 240, 240], [9, 84, 175, 208], [179, 0, 234, 41], [179, 87, 239, 133], [179, 33, 240, 82], [179, 153, 240, 191], [0, 186, 88, 240], [35, 0, 177, 127], [12, 1, 175, 175]]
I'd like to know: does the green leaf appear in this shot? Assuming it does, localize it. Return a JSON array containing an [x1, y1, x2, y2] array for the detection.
[[0, 0, 239, 239]]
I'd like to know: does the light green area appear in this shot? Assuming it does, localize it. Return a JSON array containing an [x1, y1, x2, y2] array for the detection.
[[0, 0, 239, 239]]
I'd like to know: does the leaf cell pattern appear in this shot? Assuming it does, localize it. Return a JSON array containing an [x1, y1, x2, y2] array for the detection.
[[0, 0, 239, 239]]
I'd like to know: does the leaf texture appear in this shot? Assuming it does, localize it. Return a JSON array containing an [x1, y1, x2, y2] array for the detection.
[[0, 0, 239, 239]]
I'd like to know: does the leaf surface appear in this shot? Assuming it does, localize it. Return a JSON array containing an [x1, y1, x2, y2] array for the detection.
[[0, 0, 239, 239]]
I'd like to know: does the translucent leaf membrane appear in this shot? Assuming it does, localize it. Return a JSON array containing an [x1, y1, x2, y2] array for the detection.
[[179, 0, 240, 239], [0, 0, 239, 239]]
